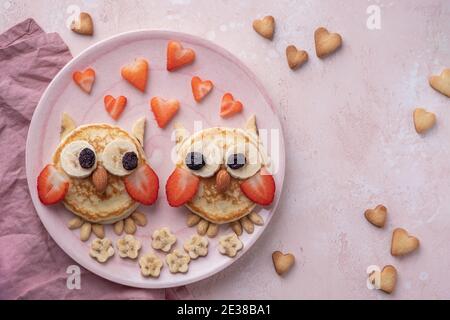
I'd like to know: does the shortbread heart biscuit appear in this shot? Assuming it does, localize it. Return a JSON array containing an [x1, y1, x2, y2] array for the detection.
[[413, 108, 436, 134], [70, 12, 94, 36], [314, 27, 342, 58], [364, 204, 387, 228], [380, 265, 397, 294], [272, 251, 295, 275], [429, 68, 450, 98], [252, 16, 275, 40], [391, 228, 420, 256], [286, 45, 308, 70]]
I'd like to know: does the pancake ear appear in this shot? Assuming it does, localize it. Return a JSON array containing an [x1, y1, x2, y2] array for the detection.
[[174, 122, 190, 149], [132, 117, 146, 147], [60, 112, 76, 140], [245, 114, 258, 138]]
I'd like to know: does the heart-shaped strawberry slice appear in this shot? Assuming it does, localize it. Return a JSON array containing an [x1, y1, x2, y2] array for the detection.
[[104, 95, 127, 120], [121, 58, 148, 92], [220, 93, 243, 118], [150, 97, 180, 128], [167, 40, 195, 71], [73, 68, 95, 93], [191, 76, 213, 102]]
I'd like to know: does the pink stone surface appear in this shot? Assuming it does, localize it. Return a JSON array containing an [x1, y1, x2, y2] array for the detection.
[[2, 0, 450, 299]]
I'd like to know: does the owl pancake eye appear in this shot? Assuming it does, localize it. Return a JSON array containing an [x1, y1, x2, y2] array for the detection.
[[122, 151, 138, 171], [226, 153, 246, 170], [224, 139, 261, 179], [79, 148, 96, 169], [182, 141, 222, 178], [102, 138, 139, 176], [60, 141, 97, 178], [185, 152, 205, 170]]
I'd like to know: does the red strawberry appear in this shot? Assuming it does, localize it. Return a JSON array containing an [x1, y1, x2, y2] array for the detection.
[[73, 68, 95, 93], [220, 93, 243, 118], [124, 163, 159, 205], [104, 95, 127, 120], [167, 40, 196, 71], [240, 169, 275, 206], [166, 167, 200, 207], [37, 164, 70, 205], [191, 76, 213, 102], [121, 58, 148, 92], [150, 97, 180, 128]]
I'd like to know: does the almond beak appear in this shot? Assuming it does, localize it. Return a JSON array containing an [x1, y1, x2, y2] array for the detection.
[[215, 169, 231, 193], [92, 165, 108, 193]]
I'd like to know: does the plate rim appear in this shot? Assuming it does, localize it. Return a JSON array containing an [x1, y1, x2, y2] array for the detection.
[[25, 29, 286, 289]]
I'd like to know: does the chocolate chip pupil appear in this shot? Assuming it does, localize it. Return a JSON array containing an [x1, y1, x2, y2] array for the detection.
[[227, 153, 246, 169], [122, 152, 138, 171], [79, 148, 96, 169], [185, 152, 205, 170]]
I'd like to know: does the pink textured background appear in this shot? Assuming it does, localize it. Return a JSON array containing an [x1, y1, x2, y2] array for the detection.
[[1, 0, 450, 299]]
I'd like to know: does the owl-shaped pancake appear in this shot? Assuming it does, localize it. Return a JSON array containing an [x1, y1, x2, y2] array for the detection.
[[166, 115, 275, 229], [37, 113, 159, 225]]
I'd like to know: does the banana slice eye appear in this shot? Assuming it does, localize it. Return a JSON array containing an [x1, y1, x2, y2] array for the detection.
[[102, 139, 139, 176], [185, 152, 205, 171], [225, 141, 261, 179], [226, 153, 246, 170], [183, 141, 222, 178], [60, 141, 97, 178]]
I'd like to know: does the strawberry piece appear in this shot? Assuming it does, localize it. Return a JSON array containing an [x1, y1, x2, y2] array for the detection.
[[166, 167, 200, 207], [167, 40, 195, 71], [104, 95, 127, 120], [37, 164, 69, 205], [73, 68, 95, 93], [220, 93, 243, 118], [124, 163, 159, 205], [150, 97, 180, 128], [191, 76, 213, 102], [240, 169, 275, 206], [121, 58, 148, 92]]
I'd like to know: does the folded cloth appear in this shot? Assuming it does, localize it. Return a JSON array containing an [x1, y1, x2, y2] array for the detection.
[[0, 19, 190, 300]]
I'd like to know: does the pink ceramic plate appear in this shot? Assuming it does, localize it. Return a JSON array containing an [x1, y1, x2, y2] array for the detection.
[[26, 30, 285, 288]]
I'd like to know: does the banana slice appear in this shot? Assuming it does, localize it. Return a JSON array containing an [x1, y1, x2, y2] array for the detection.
[[60, 141, 97, 178], [132, 117, 146, 146], [183, 140, 222, 178], [60, 112, 76, 140], [102, 139, 138, 176], [225, 140, 261, 179]]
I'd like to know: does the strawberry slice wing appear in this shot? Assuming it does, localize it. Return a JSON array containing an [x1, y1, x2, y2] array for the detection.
[[165, 167, 200, 207], [124, 163, 159, 205]]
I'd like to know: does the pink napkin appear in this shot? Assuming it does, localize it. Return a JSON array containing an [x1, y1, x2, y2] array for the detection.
[[0, 19, 191, 300]]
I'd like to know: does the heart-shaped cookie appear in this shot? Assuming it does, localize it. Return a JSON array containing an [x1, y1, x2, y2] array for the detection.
[[368, 265, 397, 294], [314, 27, 342, 58], [380, 265, 397, 294], [391, 228, 420, 256], [272, 251, 295, 275], [364, 204, 387, 228], [413, 108, 436, 134], [252, 16, 275, 40], [286, 45, 308, 70], [70, 12, 94, 36], [429, 68, 450, 98]]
